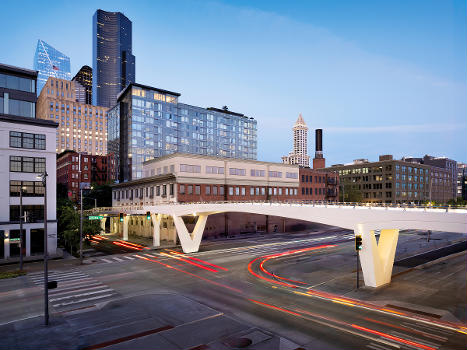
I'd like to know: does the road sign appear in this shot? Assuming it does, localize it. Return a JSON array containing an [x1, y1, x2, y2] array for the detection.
[[89, 215, 104, 220]]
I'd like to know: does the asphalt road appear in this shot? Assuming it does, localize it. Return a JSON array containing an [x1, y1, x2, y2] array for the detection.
[[1, 229, 466, 350]]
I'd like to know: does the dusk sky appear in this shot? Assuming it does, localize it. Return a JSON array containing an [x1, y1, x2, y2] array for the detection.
[[1, 0, 465, 165]]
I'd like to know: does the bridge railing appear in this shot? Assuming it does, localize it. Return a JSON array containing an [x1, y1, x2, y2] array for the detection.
[[86, 200, 467, 215]]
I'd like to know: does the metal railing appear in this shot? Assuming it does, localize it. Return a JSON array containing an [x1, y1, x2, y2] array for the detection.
[[85, 200, 467, 215]]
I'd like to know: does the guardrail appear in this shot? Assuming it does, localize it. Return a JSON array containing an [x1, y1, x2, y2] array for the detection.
[[84, 200, 467, 215]]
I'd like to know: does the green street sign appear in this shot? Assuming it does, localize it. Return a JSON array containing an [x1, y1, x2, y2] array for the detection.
[[89, 215, 104, 220]]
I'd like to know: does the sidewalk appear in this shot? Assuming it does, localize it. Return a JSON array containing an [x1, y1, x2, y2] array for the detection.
[[0, 293, 300, 350]]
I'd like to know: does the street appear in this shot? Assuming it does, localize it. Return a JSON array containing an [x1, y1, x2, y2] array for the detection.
[[0, 229, 466, 350]]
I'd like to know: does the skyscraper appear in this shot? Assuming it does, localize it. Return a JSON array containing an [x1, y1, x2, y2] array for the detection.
[[281, 114, 310, 167], [92, 10, 135, 108], [33, 39, 71, 95], [72, 65, 92, 105]]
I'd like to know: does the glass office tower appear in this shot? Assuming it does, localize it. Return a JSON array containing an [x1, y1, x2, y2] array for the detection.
[[33, 40, 71, 95], [92, 10, 135, 108], [108, 83, 257, 182]]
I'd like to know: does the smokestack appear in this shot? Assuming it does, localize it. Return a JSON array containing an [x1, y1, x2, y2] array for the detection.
[[315, 129, 323, 158]]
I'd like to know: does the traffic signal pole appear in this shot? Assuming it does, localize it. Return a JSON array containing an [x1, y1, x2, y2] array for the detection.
[[357, 252, 360, 289], [355, 235, 362, 289]]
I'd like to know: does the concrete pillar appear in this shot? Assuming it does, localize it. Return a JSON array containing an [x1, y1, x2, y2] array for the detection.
[[172, 214, 209, 253], [26, 228, 31, 257], [151, 213, 161, 247], [100, 217, 107, 234], [356, 225, 399, 288], [123, 216, 129, 241], [4, 230, 10, 259]]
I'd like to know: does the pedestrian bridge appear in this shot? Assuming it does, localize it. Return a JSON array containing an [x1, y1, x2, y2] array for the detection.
[[89, 202, 467, 288]]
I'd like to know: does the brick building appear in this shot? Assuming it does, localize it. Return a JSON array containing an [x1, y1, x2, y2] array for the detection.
[[36, 77, 107, 155], [324, 155, 455, 204], [297, 168, 339, 201], [57, 150, 115, 201]]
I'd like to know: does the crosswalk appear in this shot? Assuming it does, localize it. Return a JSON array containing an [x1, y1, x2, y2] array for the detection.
[[28, 270, 117, 311], [92, 233, 354, 265]]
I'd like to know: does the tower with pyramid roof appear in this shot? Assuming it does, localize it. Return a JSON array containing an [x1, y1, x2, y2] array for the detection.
[[281, 114, 310, 167]]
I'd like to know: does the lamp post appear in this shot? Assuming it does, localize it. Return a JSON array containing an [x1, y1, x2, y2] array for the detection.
[[37, 171, 49, 326], [19, 185, 26, 271]]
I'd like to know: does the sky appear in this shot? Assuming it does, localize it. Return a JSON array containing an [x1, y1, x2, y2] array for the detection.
[[1, 0, 466, 165]]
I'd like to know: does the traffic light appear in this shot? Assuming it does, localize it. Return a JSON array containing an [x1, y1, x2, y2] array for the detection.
[[119, 213, 124, 222], [146, 211, 151, 220], [355, 235, 363, 251]]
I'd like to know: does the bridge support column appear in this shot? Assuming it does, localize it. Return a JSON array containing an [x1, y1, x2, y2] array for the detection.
[[151, 214, 161, 247], [172, 214, 208, 253], [123, 215, 129, 241], [100, 217, 107, 234], [356, 225, 399, 288]]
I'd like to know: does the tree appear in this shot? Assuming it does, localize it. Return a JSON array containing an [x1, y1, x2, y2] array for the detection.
[[83, 183, 113, 209]]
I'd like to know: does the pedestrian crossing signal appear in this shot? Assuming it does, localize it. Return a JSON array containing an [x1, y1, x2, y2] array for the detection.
[[355, 235, 363, 251]]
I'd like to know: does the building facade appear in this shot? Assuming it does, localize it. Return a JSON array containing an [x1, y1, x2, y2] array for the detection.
[[324, 155, 455, 204], [297, 167, 339, 201], [33, 40, 71, 95], [457, 163, 467, 200], [57, 150, 115, 202], [282, 114, 310, 167], [37, 77, 108, 155], [72, 65, 92, 105], [108, 83, 257, 182], [0, 64, 58, 261], [92, 10, 135, 108], [0, 64, 37, 119]]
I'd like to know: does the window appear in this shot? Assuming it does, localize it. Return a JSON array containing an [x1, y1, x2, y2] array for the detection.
[[229, 168, 246, 176], [188, 185, 193, 194], [213, 186, 218, 195], [206, 186, 211, 195], [241, 187, 245, 196], [10, 205, 44, 222], [195, 185, 200, 195], [180, 184, 185, 194], [229, 187, 233, 196], [286, 172, 298, 179], [261, 188, 266, 195], [170, 184, 174, 196], [219, 186, 224, 196], [10, 181, 44, 197], [250, 169, 265, 177], [9, 132, 45, 150], [180, 164, 201, 173], [268, 171, 282, 178], [206, 166, 224, 174], [235, 187, 240, 195], [156, 186, 160, 196], [10, 156, 45, 173]]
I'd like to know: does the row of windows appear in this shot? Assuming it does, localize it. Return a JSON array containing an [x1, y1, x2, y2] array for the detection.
[[301, 187, 325, 196], [9, 205, 44, 222], [10, 131, 45, 150], [9, 181, 44, 197], [10, 156, 46, 173], [0, 95, 35, 118], [114, 184, 175, 200], [301, 175, 328, 183], [0, 73, 35, 93]]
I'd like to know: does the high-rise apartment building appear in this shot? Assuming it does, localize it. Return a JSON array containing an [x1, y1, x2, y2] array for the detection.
[[72, 65, 92, 105], [281, 114, 310, 167], [108, 83, 257, 182], [0, 63, 58, 262], [36, 77, 108, 155], [33, 40, 71, 95], [92, 10, 135, 108]]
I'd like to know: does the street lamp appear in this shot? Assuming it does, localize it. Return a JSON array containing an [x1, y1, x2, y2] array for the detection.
[[37, 171, 49, 326], [19, 185, 27, 271]]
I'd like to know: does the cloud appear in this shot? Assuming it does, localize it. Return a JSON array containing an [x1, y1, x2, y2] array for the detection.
[[325, 123, 467, 134]]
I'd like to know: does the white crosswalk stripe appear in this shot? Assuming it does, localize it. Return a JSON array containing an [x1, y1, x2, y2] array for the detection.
[[29, 270, 117, 311]]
